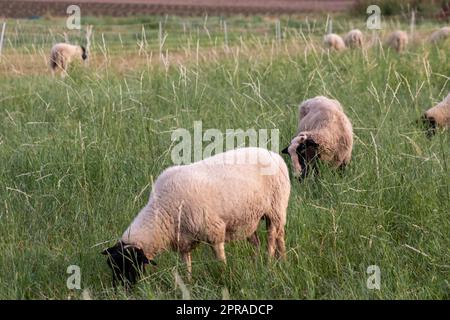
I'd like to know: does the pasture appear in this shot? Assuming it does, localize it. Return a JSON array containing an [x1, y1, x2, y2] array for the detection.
[[0, 14, 449, 299]]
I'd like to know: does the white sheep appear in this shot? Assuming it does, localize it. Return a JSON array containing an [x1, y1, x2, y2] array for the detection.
[[421, 93, 450, 137], [282, 96, 353, 179], [102, 147, 291, 286], [429, 26, 450, 44], [49, 43, 87, 76], [323, 33, 346, 51], [385, 30, 408, 53], [344, 29, 364, 48]]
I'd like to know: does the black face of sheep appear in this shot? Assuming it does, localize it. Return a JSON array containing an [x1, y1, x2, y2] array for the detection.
[[420, 114, 437, 138], [282, 138, 320, 180], [102, 241, 153, 288], [81, 46, 87, 60]]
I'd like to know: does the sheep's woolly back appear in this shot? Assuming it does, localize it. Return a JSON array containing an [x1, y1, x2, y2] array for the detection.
[[429, 26, 450, 44], [424, 94, 450, 129], [121, 147, 290, 259], [49, 43, 84, 70], [323, 33, 346, 51], [385, 30, 408, 53], [344, 29, 364, 48], [288, 96, 353, 176]]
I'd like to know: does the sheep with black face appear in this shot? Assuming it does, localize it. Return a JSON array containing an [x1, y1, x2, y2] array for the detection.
[[102, 147, 290, 287], [282, 96, 353, 180], [323, 33, 346, 51], [421, 93, 450, 137], [385, 30, 408, 53], [49, 43, 87, 77]]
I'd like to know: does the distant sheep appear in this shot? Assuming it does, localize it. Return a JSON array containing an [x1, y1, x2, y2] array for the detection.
[[421, 93, 450, 137], [102, 147, 291, 286], [429, 26, 450, 44], [49, 43, 87, 76], [344, 29, 364, 48], [282, 96, 353, 179], [385, 30, 408, 53], [323, 33, 346, 51]]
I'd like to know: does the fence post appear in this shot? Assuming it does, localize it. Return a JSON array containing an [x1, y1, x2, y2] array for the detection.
[[223, 19, 228, 49], [410, 9, 416, 41], [0, 22, 6, 58], [85, 25, 93, 64], [275, 19, 281, 44]]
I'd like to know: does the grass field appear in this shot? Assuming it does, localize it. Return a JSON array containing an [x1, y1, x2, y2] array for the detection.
[[0, 14, 449, 300]]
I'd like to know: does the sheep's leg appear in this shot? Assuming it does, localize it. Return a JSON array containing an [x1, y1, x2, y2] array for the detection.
[[265, 218, 277, 258], [182, 252, 192, 282], [247, 232, 260, 248], [247, 232, 261, 259], [212, 242, 226, 264], [275, 228, 286, 260], [59, 59, 68, 79]]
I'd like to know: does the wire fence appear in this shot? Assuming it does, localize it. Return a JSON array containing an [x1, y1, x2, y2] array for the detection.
[[0, 16, 358, 54], [0, 13, 435, 57]]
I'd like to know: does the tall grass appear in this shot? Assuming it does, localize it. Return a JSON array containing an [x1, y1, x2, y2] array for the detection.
[[0, 15, 449, 299]]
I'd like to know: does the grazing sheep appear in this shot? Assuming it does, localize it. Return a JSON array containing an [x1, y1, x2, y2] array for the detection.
[[429, 26, 450, 44], [344, 29, 364, 48], [102, 147, 291, 286], [282, 96, 353, 179], [49, 43, 87, 76], [421, 93, 450, 137], [323, 33, 346, 51], [385, 30, 408, 53]]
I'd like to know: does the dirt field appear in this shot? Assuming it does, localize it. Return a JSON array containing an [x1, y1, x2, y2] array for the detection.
[[0, 0, 356, 18]]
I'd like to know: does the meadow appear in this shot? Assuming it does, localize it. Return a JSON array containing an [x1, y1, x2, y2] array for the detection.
[[0, 14, 449, 299]]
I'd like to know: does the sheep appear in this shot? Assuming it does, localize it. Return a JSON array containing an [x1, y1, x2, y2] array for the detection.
[[429, 26, 450, 44], [323, 33, 346, 51], [385, 30, 408, 53], [421, 93, 450, 137], [49, 43, 87, 76], [282, 96, 353, 180], [101, 147, 291, 287], [344, 29, 364, 48]]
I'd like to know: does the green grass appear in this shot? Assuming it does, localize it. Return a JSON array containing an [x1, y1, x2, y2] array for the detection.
[[0, 14, 449, 299]]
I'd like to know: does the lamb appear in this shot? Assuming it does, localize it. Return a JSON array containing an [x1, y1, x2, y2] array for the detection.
[[421, 93, 450, 137], [102, 147, 291, 286], [429, 26, 450, 44], [282, 96, 353, 179], [385, 30, 408, 53], [323, 33, 346, 51], [49, 43, 87, 76], [344, 29, 364, 48]]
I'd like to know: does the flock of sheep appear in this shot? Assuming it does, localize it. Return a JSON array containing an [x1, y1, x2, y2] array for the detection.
[[324, 26, 450, 52], [47, 25, 449, 288], [101, 93, 448, 288]]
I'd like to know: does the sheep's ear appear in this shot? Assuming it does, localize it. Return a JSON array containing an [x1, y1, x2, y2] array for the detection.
[[126, 246, 150, 265], [102, 247, 113, 255], [102, 242, 122, 255], [281, 146, 289, 154]]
